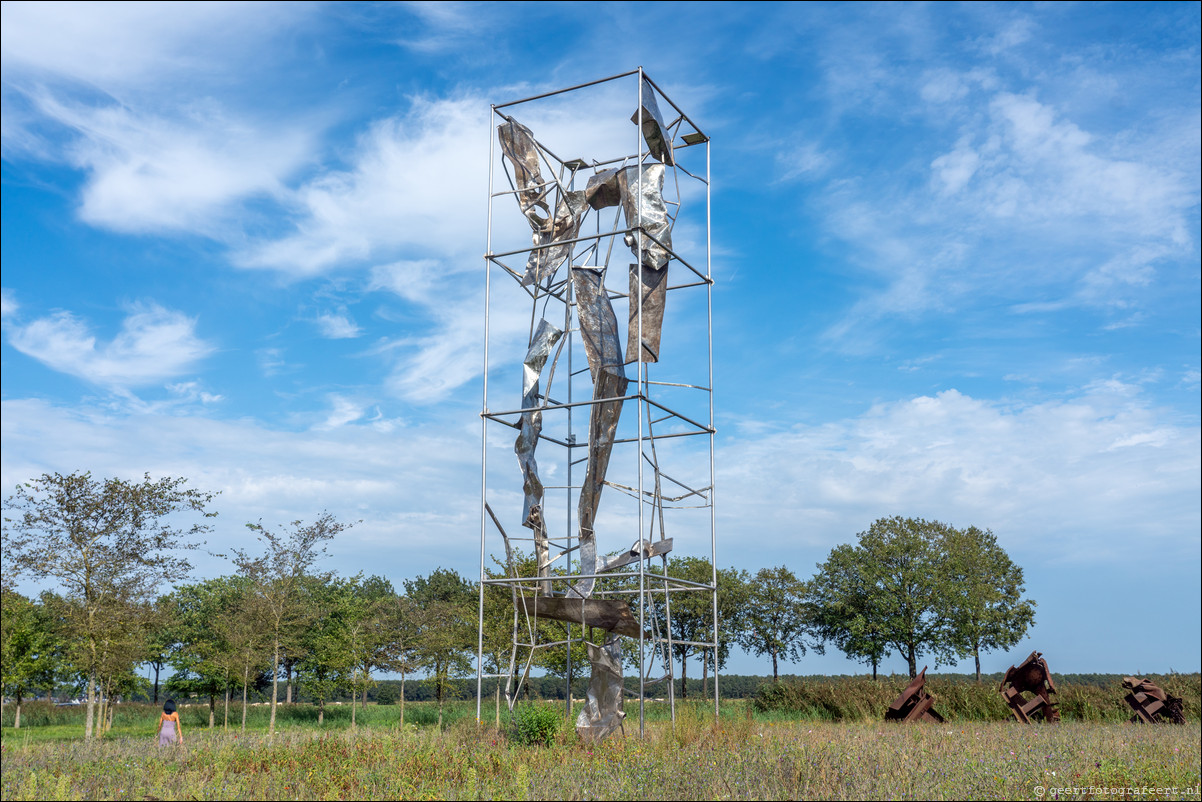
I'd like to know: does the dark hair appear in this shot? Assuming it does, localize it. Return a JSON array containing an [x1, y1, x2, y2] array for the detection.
[[163, 699, 177, 714]]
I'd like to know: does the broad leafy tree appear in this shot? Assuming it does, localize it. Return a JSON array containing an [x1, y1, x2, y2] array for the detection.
[[345, 575, 402, 723], [808, 516, 957, 679], [942, 526, 1036, 681], [294, 576, 356, 726], [405, 568, 474, 728], [165, 577, 251, 729], [1, 590, 64, 728], [806, 543, 890, 678], [1, 471, 216, 738], [737, 565, 807, 683]]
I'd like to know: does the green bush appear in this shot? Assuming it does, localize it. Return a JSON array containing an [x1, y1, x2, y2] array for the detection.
[[510, 703, 561, 746]]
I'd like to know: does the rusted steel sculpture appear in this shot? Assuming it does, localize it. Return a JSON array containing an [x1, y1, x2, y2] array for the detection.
[[885, 667, 946, 723], [481, 69, 717, 740], [1000, 650, 1060, 723], [1123, 677, 1186, 724]]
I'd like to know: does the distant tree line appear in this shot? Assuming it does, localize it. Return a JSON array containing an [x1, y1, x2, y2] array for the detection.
[[2, 472, 1037, 737]]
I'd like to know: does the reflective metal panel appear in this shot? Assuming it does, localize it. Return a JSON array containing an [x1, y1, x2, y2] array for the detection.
[[571, 266, 628, 598], [497, 119, 549, 228], [632, 77, 674, 166], [515, 319, 563, 590], [620, 164, 672, 270], [575, 637, 626, 742], [525, 595, 645, 639], [524, 190, 588, 287], [627, 263, 668, 363]]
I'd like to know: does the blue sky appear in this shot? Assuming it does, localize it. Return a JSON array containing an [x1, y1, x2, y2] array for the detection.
[[2, 2, 1199, 678]]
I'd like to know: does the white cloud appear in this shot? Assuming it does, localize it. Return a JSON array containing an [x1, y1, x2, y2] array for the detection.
[[166, 381, 223, 405], [816, 79, 1198, 340], [320, 395, 365, 429], [720, 384, 1200, 564], [0, 398, 481, 582], [315, 313, 362, 339], [978, 92, 1193, 244], [975, 17, 1036, 56], [0, 288, 16, 319], [394, 2, 497, 54], [5, 303, 214, 388], [238, 96, 489, 274], [0, 2, 311, 93], [778, 140, 831, 182], [930, 140, 980, 195], [1, 3, 321, 236], [44, 97, 314, 235]]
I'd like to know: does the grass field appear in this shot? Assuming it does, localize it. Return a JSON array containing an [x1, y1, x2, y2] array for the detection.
[[2, 700, 1199, 800]]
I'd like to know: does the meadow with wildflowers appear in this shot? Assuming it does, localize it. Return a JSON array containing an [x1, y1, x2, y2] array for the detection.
[[2, 700, 1199, 800]]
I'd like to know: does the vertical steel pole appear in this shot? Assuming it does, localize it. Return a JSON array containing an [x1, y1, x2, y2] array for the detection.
[[477, 105, 497, 726], [635, 67, 647, 739], [706, 136, 720, 720]]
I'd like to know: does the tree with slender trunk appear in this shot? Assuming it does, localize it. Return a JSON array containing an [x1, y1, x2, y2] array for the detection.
[[229, 513, 349, 737], [2, 472, 215, 739], [736, 566, 807, 682]]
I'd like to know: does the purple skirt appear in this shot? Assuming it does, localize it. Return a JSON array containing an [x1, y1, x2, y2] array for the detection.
[[158, 718, 177, 746]]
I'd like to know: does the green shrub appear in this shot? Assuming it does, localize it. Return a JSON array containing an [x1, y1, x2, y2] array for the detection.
[[510, 703, 561, 746]]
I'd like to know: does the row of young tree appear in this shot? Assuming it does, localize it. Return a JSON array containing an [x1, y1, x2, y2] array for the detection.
[[2, 473, 1037, 738]]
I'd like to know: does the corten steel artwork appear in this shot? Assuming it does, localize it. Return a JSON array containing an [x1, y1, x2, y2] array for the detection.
[[477, 69, 717, 739], [884, 667, 946, 723], [1122, 677, 1186, 725], [999, 650, 1061, 723]]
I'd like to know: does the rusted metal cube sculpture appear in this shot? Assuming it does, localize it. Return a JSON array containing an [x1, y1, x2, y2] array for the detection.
[[1000, 650, 1060, 723], [885, 666, 946, 723], [1123, 677, 1186, 724]]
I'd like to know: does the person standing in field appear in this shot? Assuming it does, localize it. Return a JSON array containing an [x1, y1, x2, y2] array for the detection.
[[156, 699, 184, 747]]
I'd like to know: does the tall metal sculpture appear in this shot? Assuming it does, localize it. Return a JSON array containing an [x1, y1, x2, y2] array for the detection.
[[477, 70, 717, 738]]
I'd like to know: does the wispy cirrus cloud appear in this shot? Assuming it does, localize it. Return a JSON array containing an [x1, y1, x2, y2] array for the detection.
[[4, 301, 214, 389], [34, 95, 314, 235], [806, 38, 1199, 345], [0, 2, 306, 91], [1, 2, 321, 237]]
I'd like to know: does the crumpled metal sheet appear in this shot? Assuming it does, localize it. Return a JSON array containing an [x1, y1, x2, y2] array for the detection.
[[571, 267, 628, 599], [581, 165, 671, 362], [620, 163, 672, 270], [575, 637, 626, 742], [514, 319, 563, 590], [523, 190, 588, 287], [524, 595, 644, 639], [583, 166, 673, 270], [598, 537, 673, 573], [585, 167, 624, 211], [498, 118, 589, 288], [631, 77, 674, 166], [497, 119, 549, 229], [627, 263, 668, 364]]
